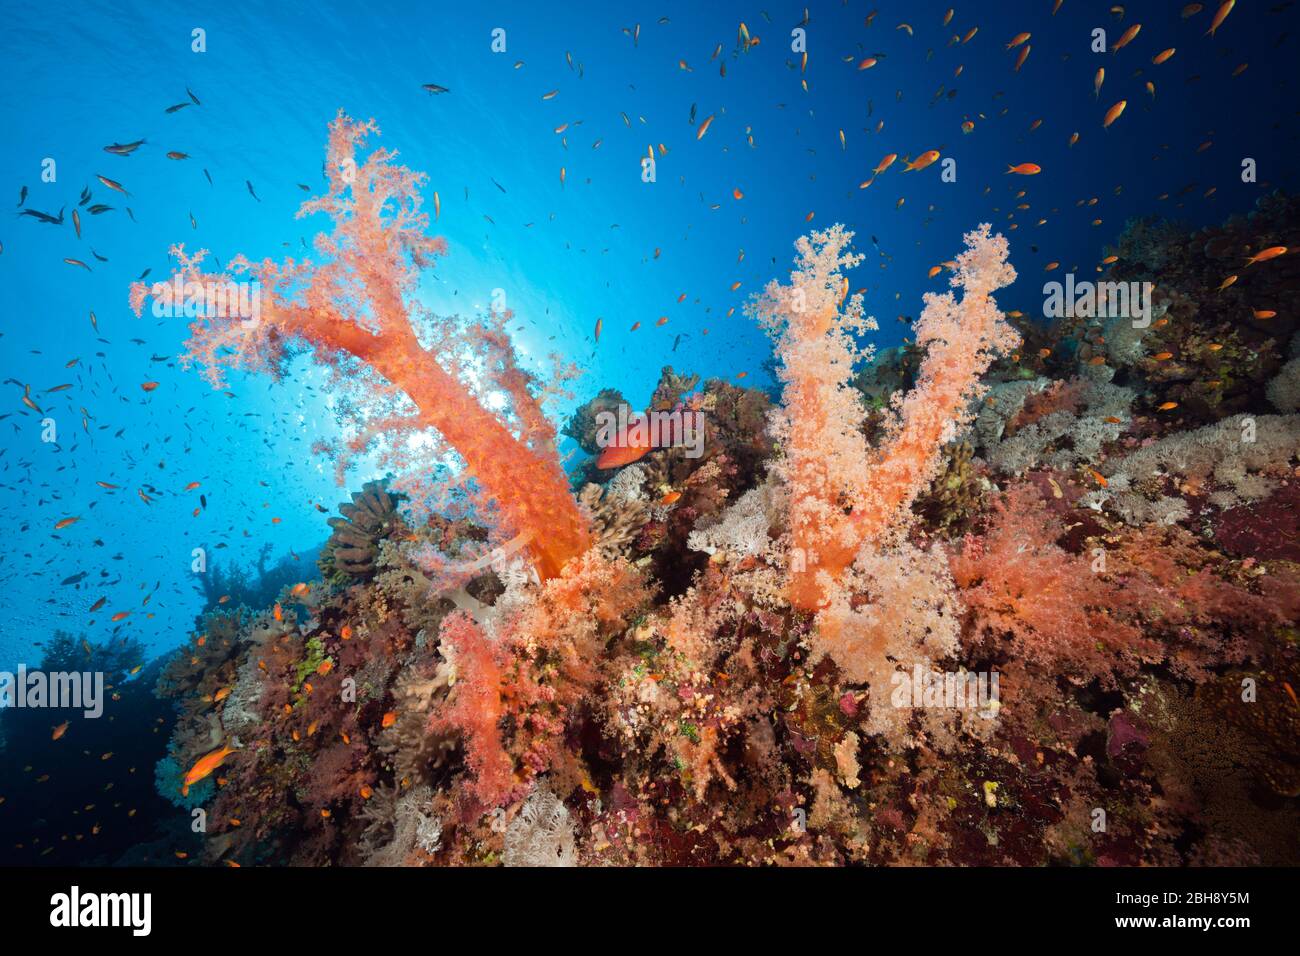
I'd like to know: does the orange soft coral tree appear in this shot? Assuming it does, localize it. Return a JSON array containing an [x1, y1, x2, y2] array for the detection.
[[431, 550, 649, 811], [752, 223, 1020, 610], [129, 113, 589, 580]]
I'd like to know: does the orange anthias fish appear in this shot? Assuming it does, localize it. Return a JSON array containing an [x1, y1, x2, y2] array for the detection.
[[1244, 246, 1286, 266], [861, 152, 899, 188], [1006, 163, 1042, 175], [182, 743, 238, 796], [904, 150, 941, 172], [1103, 100, 1127, 128], [1206, 0, 1234, 36], [1112, 23, 1141, 52]]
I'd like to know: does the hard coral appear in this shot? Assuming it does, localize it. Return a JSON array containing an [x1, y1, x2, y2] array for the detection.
[[564, 388, 628, 456], [319, 480, 406, 585]]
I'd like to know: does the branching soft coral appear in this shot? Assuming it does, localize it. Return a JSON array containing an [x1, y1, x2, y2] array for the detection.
[[950, 482, 1297, 689], [950, 484, 1163, 687], [813, 541, 965, 741], [129, 113, 589, 580], [752, 223, 1020, 610], [430, 551, 649, 811], [750, 224, 876, 609], [430, 611, 515, 809]]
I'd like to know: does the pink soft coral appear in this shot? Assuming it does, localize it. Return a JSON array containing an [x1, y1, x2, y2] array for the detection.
[[949, 483, 1162, 686], [129, 113, 589, 580], [753, 223, 1019, 611], [950, 482, 1297, 688], [430, 551, 648, 811], [430, 611, 515, 810]]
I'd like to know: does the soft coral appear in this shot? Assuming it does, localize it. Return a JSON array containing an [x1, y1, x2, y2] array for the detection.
[[130, 113, 589, 580], [753, 223, 1019, 610]]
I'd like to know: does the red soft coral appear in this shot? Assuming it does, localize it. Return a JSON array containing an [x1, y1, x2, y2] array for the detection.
[[429, 611, 515, 810], [428, 553, 648, 811], [130, 113, 589, 580], [949, 483, 1161, 687], [951, 483, 1295, 689]]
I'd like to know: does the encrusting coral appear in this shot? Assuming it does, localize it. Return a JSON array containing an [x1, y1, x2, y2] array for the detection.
[[142, 117, 1300, 868]]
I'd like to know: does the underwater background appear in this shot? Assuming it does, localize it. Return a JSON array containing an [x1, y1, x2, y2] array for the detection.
[[1, 0, 1298, 866]]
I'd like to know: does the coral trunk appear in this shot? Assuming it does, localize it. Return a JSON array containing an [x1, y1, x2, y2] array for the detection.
[[362, 333, 590, 580]]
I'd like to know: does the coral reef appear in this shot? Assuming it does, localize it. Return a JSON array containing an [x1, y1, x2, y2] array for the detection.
[[145, 119, 1300, 868]]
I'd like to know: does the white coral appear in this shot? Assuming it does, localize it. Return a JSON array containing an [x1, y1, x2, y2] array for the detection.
[[1266, 355, 1300, 413], [362, 785, 442, 866], [503, 785, 576, 867], [978, 377, 1134, 476], [220, 652, 266, 735], [971, 377, 1051, 449], [1086, 484, 1196, 528], [604, 463, 648, 504], [686, 480, 782, 558], [1101, 414, 1300, 507]]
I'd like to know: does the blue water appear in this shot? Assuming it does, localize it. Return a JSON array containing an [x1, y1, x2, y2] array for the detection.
[[1, 0, 1296, 664]]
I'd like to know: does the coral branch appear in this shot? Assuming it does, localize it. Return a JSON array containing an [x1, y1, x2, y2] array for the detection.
[[130, 113, 590, 580], [755, 223, 1019, 609]]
